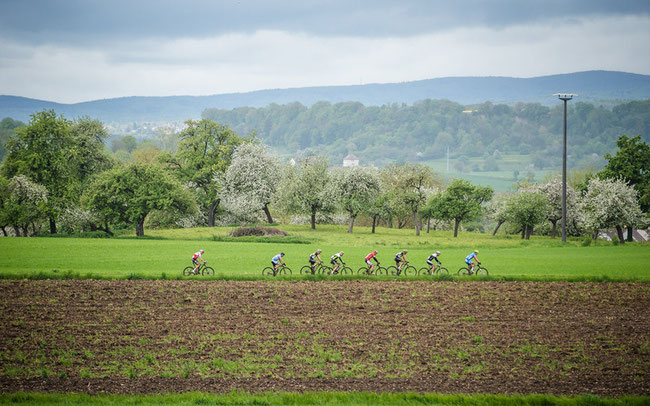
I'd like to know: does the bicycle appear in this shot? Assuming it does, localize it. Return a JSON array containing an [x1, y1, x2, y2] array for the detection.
[[262, 262, 292, 277], [386, 261, 417, 277], [457, 263, 489, 276], [182, 261, 214, 276], [300, 262, 327, 275], [327, 263, 353, 276], [418, 262, 449, 276], [357, 262, 387, 276]]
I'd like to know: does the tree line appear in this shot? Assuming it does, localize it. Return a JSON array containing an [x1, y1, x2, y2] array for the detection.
[[202, 99, 650, 168], [0, 110, 648, 241]]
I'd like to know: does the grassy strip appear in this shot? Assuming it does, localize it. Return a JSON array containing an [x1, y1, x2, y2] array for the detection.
[[2, 392, 649, 405], [0, 269, 647, 283], [2, 225, 648, 280]]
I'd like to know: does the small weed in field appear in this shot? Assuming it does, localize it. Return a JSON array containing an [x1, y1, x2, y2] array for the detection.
[[458, 316, 476, 322], [639, 340, 650, 355]]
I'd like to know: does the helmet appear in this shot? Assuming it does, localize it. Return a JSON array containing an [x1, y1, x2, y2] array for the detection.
[[373, 250, 377, 254], [436, 251, 440, 255], [474, 250, 479, 254], [316, 249, 321, 254], [199, 249, 204, 253], [281, 252, 285, 256], [403, 249, 408, 254], [339, 251, 344, 256]]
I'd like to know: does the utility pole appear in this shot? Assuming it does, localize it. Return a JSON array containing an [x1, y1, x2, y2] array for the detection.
[[554, 93, 577, 243]]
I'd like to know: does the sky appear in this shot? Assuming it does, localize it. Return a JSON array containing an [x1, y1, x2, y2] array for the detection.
[[1, 0, 650, 103]]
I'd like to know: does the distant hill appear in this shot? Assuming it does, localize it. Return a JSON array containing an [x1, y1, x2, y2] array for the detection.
[[1, 70, 650, 124]]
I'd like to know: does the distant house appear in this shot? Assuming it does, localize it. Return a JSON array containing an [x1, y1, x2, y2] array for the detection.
[[343, 154, 360, 167]]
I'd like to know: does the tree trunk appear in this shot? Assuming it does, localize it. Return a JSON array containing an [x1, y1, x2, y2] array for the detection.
[[348, 215, 356, 233], [492, 221, 504, 236], [207, 200, 219, 227], [263, 204, 273, 224], [521, 227, 526, 239], [414, 212, 420, 236], [49, 217, 56, 234], [550, 220, 558, 238], [426, 217, 431, 233], [14, 226, 21, 237], [592, 230, 598, 240], [453, 218, 460, 237], [372, 215, 377, 234], [136, 221, 145, 237], [615, 225, 625, 244], [0, 226, 6, 237], [627, 226, 634, 242], [310, 208, 316, 230], [526, 225, 533, 240]]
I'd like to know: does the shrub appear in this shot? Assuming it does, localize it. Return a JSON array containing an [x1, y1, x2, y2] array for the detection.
[[229, 227, 289, 237]]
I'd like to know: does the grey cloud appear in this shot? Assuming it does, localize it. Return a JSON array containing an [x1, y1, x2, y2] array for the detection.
[[2, 0, 650, 46]]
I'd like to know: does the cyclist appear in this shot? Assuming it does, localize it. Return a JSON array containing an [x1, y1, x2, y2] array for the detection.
[[191, 249, 205, 275], [394, 249, 408, 273], [329, 251, 345, 274], [426, 250, 442, 272], [308, 249, 323, 273], [364, 250, 379, 274], [271, 252, 285, 272], [465, 250, 480, 275]]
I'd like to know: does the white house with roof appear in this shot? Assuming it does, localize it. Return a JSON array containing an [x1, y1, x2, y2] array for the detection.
[[342, 154, 360, 167]]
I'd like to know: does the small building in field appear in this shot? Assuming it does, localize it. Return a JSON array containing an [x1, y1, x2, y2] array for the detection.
[[343, 154, 360, 168]]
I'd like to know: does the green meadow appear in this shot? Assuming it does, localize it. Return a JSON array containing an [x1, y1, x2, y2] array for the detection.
[[2, 392, 648, 406], [0, 224, 648, 281]]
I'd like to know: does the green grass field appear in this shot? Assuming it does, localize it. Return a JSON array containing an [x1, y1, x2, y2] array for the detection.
[[2, 392, 648, 406], [1, 224, 648, 281]]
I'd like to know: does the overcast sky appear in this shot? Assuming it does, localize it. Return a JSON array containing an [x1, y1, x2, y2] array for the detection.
[[2, 0, 650, 103]]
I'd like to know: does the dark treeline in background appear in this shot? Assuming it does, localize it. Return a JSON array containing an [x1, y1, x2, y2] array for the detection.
[[203, 99, 650, 168]]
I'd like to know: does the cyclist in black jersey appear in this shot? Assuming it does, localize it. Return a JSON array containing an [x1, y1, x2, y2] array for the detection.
[[426, 250, 441, 271], [330, 251, 345, 274], [308, 249, 323, 272], [394, 249, 408, 272]]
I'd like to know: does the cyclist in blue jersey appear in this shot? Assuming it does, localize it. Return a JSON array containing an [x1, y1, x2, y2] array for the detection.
[[465, 250, 480, 275], [271, 252, 285, 271]]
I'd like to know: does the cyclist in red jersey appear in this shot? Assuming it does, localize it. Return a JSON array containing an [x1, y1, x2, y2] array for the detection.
[[364, 250, 379, 274], [191, 249, 205, 275]]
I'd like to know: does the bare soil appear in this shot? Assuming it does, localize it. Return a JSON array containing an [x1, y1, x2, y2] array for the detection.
[[0, 280, 649, 395]]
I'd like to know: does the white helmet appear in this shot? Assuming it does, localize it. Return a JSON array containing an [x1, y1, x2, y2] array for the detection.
[[436, 251, 440, 255]]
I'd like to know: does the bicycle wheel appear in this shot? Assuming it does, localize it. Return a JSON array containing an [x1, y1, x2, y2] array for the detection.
[[375, 266, 388, 276], [457, 267, 471, 276], [182, 266, 194, 276], [436, 266, 449, 275], [339, 266, 353, 275], [300, 265, 314, 275], [386, 265, 398, 276], [403, 265, 417, 277], [279, 266, 292, 275], [357, 267, 369, 275], [262, 267, 275, 276], [475, 266, 489, 276], [418, 267, 432, 276], [202, 266, 215, 276]]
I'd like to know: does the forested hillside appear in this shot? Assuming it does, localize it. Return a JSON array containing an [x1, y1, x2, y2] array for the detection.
[[2, 71, 649, 124], [202, 99, 650, 168]]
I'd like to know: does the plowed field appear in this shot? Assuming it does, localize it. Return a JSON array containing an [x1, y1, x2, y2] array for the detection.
[[1, 280, 649, 395]]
